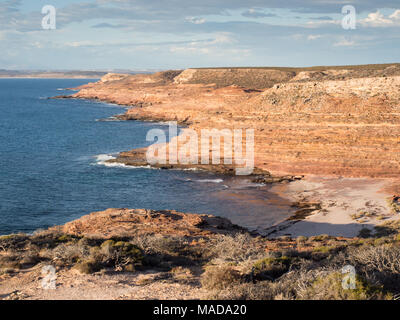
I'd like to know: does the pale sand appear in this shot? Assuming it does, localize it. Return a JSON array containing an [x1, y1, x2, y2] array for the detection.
[[0, 266, 207, 300], [268, 176, 400, 238]]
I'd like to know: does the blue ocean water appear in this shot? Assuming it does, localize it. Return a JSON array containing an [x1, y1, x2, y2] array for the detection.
[[0, 79, 291, 235]]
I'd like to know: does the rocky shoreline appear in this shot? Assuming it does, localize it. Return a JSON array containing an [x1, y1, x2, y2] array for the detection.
[[56, 65, 400, 178], [51, 66, 400, 238]]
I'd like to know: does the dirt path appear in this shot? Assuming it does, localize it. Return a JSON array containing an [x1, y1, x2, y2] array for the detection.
[[0, 267, 207, 300]]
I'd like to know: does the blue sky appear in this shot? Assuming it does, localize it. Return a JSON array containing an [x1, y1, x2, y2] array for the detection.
[[1, 0, 400, 70]]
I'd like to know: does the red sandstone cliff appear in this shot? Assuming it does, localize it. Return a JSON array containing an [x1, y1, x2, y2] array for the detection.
[[69, 64, 400, 178]]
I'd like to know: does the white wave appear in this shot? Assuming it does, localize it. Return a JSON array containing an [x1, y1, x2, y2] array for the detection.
[[94, 154, 156, 170], [95, 116, 123, 122], [196, 179, 224, 183], [96, 154, 116, 162], [104, 162, 153, 169], [57, 88, 65, 91]]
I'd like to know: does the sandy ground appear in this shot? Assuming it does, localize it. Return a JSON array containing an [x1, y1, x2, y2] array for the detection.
[[0, 266, 207, 300], [268, 176, 399, 238]]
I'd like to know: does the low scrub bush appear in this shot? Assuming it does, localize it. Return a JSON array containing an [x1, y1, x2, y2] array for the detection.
[[208, 233, 263, 264], [201, 265, 243, 291], [300, 272, 391, 300], [252, 256, 293, 280]]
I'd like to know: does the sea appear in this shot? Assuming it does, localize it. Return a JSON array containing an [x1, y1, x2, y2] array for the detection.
[[0, 79, 292, 235]]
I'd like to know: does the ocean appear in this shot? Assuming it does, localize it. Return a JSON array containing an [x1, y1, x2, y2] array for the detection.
[[0, 79, 292, 235]]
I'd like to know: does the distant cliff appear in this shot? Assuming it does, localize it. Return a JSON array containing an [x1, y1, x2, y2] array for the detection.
[[69, 63, 400, 178]]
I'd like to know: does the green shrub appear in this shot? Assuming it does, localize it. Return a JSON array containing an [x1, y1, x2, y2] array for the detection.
[[201, 266, 243, 291], [75, 260, 102, 274], [208, 281, 277, 300], [312, 246, 336, 253], [99, 239, 143, 271], [296, 236, 307, 244], [302, 272, 391, 300], [309, 234, 331, 242], [386, 197, 400, 214], [252, 256, 292, 280], [131, 235, 187, 256], [209, 233, 262, 264], [51, 243, 89, 265]]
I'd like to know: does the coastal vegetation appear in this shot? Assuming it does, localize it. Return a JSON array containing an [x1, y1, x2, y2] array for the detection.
[[1, 220, 400, 300]]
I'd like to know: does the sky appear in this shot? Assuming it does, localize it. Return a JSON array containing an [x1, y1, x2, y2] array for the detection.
[[0, 0, 400, 70]]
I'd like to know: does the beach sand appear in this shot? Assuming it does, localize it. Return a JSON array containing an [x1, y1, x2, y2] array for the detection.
[[269, 176, 399, 238]]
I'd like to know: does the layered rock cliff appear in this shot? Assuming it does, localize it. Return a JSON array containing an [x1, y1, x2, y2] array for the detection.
[[69, 64, 400, 178]]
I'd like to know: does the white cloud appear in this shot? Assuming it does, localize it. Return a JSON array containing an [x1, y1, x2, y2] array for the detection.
[[305, 19, 341, 28], [185, 17, 206, 24], [361, 9, 400, 27], [210, 32, 236, 44], [307, 34, 322, 40], [65, 40, 104, 47], [333, 38, 356, 47], [242, 8, 276, 18], [389, 9, 400, 20], [362, 11, 393, 26]]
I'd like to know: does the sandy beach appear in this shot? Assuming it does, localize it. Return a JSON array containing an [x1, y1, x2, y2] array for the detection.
[[269, 176, 397, 237]]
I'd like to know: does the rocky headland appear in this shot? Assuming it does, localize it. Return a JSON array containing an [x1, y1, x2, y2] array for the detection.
[[54, 64, 400, 237], [61, 64, 400, 178], [2, 64, 400, 300]]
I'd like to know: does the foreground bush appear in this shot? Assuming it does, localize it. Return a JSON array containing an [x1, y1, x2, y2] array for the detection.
[[201, 265, 243, 290]]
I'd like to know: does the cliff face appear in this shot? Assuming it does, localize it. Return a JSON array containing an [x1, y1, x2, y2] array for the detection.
[[71, 65, 400, 178]]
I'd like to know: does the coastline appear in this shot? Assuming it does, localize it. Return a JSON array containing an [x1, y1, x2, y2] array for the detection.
[[2, 69, 400, 299], [53, 67, 398, 237], [51, 67, 400, 238]]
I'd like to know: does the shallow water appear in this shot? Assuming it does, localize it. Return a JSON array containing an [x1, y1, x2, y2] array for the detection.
[[0, 79, 292, 235]]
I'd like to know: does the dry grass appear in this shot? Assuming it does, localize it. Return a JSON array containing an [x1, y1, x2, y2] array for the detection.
[[2, 228, 400, 300], [201, 265, 243, 291]]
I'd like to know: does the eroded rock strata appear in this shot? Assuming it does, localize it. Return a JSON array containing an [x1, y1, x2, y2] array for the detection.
[[62, 64, 400, 178]]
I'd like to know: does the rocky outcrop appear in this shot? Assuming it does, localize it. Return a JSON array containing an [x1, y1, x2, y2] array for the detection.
[[54, 208, 244, 239], [66, 64, 400, 178]]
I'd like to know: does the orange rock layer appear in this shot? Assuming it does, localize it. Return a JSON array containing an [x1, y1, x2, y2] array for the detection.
[[71, 66, 400, 178], [54, 208, 244, 239]]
